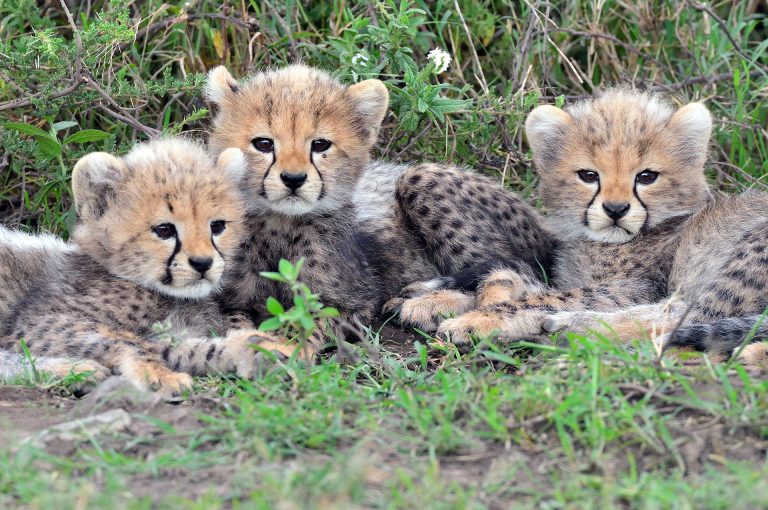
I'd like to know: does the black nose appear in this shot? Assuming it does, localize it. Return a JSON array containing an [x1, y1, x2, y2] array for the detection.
[[189, 256, 213, 274], [280, 172, 307, 191], [602, 202, 631, 221]]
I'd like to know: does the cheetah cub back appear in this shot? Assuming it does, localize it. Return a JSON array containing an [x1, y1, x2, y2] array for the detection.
[[0, 139, 281, 396]]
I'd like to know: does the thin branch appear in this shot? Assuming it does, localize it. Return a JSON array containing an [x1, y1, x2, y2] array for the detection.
[[0, 78, 86, 112], [650, 69, 765, 92], [687, 0, 753, 63], [548, 28, 675, 74], [97, 105, 160, 138], [118, 13, 258, 53], [59, 0, 83, 79], [453, 0, 489, 94]]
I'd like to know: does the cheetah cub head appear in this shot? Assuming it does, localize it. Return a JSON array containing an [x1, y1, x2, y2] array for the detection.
[[526, 89, 712, 243], [205, 64, 389, 216], [71, 139, 246, 299]]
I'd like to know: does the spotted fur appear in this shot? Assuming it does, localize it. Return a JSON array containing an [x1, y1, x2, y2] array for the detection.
[[0, 140, 288, 395]]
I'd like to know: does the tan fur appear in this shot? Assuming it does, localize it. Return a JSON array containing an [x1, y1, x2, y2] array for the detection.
[[739, 343, 768, 369], [207, 64, 388, 216], [527, 89, 711, 243], [476, 269, 545, 307], [398, 290, 475, 332], [0, 140, 295, 396]]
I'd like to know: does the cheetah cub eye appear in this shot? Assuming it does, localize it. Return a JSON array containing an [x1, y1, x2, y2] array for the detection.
[[153, 223, 177, 240], [311, 139, 332, 152], [576, 170, 599, 184], [252, 137, 274, 153], [210, 220, 226, 235], [635, 169, 660, 185]]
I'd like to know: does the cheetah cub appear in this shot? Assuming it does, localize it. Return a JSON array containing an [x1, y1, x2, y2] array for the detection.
[[0, 139, 288, 396], [403, 88, 768, 366], [397, 91, 705, 337], [205, 65, 556, 351]]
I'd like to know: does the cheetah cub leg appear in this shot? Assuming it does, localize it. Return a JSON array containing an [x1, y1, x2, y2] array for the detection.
[[738, 342, 768, 370], [116, 348, 193, 399], [543, 300, 688, 341], [214, 329, 317, 378], [382, 276, 474, 332], [475, 268, 546, 307]]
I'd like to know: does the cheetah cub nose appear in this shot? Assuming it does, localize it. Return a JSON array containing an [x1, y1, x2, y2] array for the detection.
[[188, 256, 213, 275], [280, 172, 307, 191], [602, 202, 631, 221]]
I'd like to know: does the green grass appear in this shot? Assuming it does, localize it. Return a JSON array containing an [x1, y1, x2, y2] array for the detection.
[[1, 0, 767, 507], [2, 331, 768, 508]]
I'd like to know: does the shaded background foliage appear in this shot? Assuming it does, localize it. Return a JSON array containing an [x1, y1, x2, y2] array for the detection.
[[0, 0, 766, 235]]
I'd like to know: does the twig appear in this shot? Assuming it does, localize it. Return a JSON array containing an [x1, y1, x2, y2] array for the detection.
[[548, 28, 675, 73], [119, 13, 258, 53], [522, 0, 585, 86], [0, 1, 87, 113], [453, 0, 489, 95], [97, 105, 160, 138], [0, 79, 86, 112], [687, 1, 753, 63], [650, 69, 765, 92], [59, 0, 82, 79], [83, 75, 159, 137], [394, 124, 431, 160]]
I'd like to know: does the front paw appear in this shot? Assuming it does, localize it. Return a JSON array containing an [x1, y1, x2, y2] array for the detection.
[[476, 269, 545, 307], [397, 290, 475, 331], [219, 329, 316, 379], [382, 277, 456, 316], [542, 311, 601, 333], [124, 360, 193, 399], [437, 309, 546, 349]]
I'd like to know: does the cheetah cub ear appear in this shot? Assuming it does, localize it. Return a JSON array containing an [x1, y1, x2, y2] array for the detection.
[[346, 79, 390, 142], [525, 105, 573, 171], [216, 147, 247, 183], [667, 102, 712, 158], [205, 66, 240, 105], [72, 152, 128, 221]]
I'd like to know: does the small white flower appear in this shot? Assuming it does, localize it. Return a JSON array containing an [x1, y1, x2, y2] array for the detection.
[[427, 48, 451, 74], [351, 52, 369, 68]]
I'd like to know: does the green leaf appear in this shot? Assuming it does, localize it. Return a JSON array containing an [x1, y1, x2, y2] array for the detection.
[[299, 316, 315, 331], [321, 307, 340, 318], [52, 120, 78, 132], [294, 257, 305, 276], [63, 129, 111, 145], [36, 137, 62, 159], [278, 259, 294, 279], [266, 297, 284, 316], [429, 97, 472, 115], [259, 271, 287, 282], [4, 122, 54, 140], [258, 317, 283, 332]]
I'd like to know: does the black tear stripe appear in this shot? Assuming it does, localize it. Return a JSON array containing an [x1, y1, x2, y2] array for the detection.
[[633, 182, 650, 233], [309, 152, 325, 200], [211, 235, 224, 259], [582, 180, 601, 227], [260, 153, 277, 198], [162, 236, 182, 285]]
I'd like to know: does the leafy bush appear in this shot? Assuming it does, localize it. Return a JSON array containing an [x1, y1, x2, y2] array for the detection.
[[1, 0, 766, 235]]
